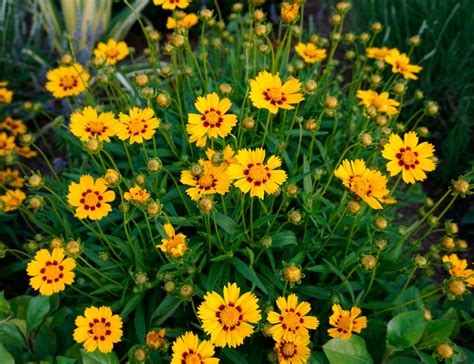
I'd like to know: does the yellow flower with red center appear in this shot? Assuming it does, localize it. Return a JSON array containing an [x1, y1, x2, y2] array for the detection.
[[67, 175, 116, 220], [382, 131, 436, 184], [0, 117, 27, 136], [45, 63, 90, 98], [385, 49, 422, 80], [227, 148, 288, 199], [328, 304, 367, 340], [153, 0, 190, 10], [94, 39, 130, 65], [366, 47, 391, 60], [0, 88, 13, 104], [73, 306, 123, 353], [281, 2, 299, 23], [274, 335, 311, 364], [0, 168, 24, 188], [249, 71, 304, 114], [205, 145, 237, 169], [294, 43, 327, 63], [442, 254, 474, 287], [15, 146, 37, 158], [70, 106, 118, 142], [157, 223, 187, 258], [334, 159, 395, 210], [356, 90, 400, 116], [26, 247, 76, 296], [180, 160, 232, 201], [146, 329, 167, 350], [116, 107, 160, 144], [0, 189, 26, 212], [124, 185, 150, 205], [170, 331, 219, 364], [167, 13, 199, 30], [197, 282, 262, 348], [0, 132, 16, 156], [186, 93, 238, 147]]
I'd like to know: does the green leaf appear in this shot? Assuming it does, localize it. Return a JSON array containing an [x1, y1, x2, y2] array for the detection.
[[214, 211, 240, 235], [80, 349, 120, 364], [0, 344, 14, 364], [56, 357, 77, 364], [417, 351, 437, 364], [231, 258, 268, 294], [151, 295, 180, 320], [272, 230, 297, 248], [323, 336, 373, 364], [0, 322, 27, 348], [26, 295, 51, 334], [222, 348, 247, 364], [0, 292, 10, 318], [386, 311, 426, 349], [386, 357, 421, 364], [420, 319, 455, 345]]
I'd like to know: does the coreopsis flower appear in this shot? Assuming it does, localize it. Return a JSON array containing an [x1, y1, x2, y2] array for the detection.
[[249, 71, 304, 114], [294, 42, 327, 63], [0, 117, 27, 136], [0, 189, 26, 212], [281, 2, 299, 23], [366, 47, 391, 60], [205, 145, 237, 168], [227, 148, 288, 199], [26, 247, 76, 296], [93, 39, 129, 65], [124, 185, 150, 205], [197, 282, 262, 348], [146, 329, 167, 350], [116, 107, 160, 144], [15, 146, 37, 158], [45, 63, 90, 98], [385, 49, 422, 80], [334, 159, 395, 210], [180, 160, 232, 201], [328, 304, 368, 340], [0, 87, 13, 104], [153, 0, 190, 10], [356, 90, 400, 116], [0, 168, 24, 188], [381, 131, 436, 184], [267, 294, 319, 342], [157, 223, 187, 258], [186, 93, 238, 147], [70, 106, 118, 142], [73, 306, 123, 353], [442, 254, 474, 287], [0, 132, 15, 156], [67, 175, 116, 220], [166, 13, 199, 30], [274, 335, 311, 364], [170, 332, 219, 364]]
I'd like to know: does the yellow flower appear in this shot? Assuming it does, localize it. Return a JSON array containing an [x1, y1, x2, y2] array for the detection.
[[198, 282, 262, 348], [205, 145, 237, 168], [124, 185, 150, 205], [274, 335, 311, 364], [381, 131, 436, 184], [249, 71, 304, 114], [26, 247, 76, 296], [153, 0, 190, 10], [0, 168, 24, 188], [157, 223, 187, 258], [0, 117, 27, 136], [146, 329, 167, 350], [70, 106, 118, 142], [73, 306, 123, 353], [281, 2, 299, 23], [0, 87, 13, 104], [294, 42, 327, 63], [45, 63, 90, 98], [334, 159, 395, 210], [0, 189, 26, 212], [385, 49, 422, 80], [356, 90, 400, 116], [116, 107, 160, 144], [328, 304, 367, 340], [267, 293, 319, 342], [67, 175, 115, 220], [180, 160, 232, 201], [0, 132, 16, 156], [93, 39, 129, 65], [167, 13, 199, 30], [366, 47, 391, 60], [15, 146, 37, 159], [186, 93, 238, 147], [171, 331, 219, 364], [442, 254, 474, 287], [227, 148, 288, 199]]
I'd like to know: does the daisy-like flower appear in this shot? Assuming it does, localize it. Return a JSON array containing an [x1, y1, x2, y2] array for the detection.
[[356, 90, 400, 116], [70, 106, 118, 142], [116, 107, 160, 144], [249, 71, 304, 114], [0, 168, 24, 188], [73, 306, 123, 353], [267, 294, 319, 342], [93, 39, 129, 65], [198, 282, 261, 348], [0, 117, 27, 136], [442, 254, 474, 287], [67, 175, 116, 220], [124, 185, 150, 205], [274, 335, 311, 364], [0, 87, 13, 104], [385, 49, 422, 80], [0, 132, 15, 156], [294, 43, 327, 63], [15, 146, 37, 159], [180, 160, 232, 201], [366, 47, 391, 60], [147, 329, 167, 351], [205, 145, 237, 169], [334, 159, 395, 210], [157, 223, 187, 258], [170, 331, 219, 364], [45, 63, 90, 98], [167, 12, 199, 30], [281, 2, 299, 24], [153, 0, 190, 10], [186, 93, 238, 147], [26, 247, 76, 296], [0, 189, 26, 212], [328, 304, 367, 340], [227, 148, 288, 199], [381, 131, 436, 184]]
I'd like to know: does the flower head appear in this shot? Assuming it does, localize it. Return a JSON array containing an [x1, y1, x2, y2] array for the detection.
[[295, 43, 327, 63], [442, 254, 474, 287], [124, 185, 150, 205], [366, 47, 391, 60], [73, 306, 123, 353], [0, 132, 15, 156], [67, 175, 115, 220], [382, 131, 436, 184], [385, 49, 422, 80], [171, 331, 219, 364], [93, 39, 129, 65], [167, 13, 199, 30], [227, 148, 288, 199], [0, 168, 24, 188], [0, 117, 27, 136], [153, 0, 190, 10], [281, 2, 299, 23], [157, 223, 187, 258], [274, 335, 311, 364], [16, 146, 37, 158], [0, 189, 26, 212], [0, 87, 13, 104], [146, 329, 167, 350], [70, 106, 118, 142], [45, 63, 90, 98], [205, 145, 237, 169], [26, 247, 76, 296], [328, 304, 367, 340], [356, 90, 400, 116], [116, 107, 160, 144], [198, 282, 262, 348]]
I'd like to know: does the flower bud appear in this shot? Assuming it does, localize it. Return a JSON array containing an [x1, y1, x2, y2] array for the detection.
[[198, 198, 214, 212], [262, 323, 273, 337], [304, 118, 318, 132], [409, 35, 422, 47], [190, 164, 203, 177], [325, 96, 338, 109], [336, 2, 352, 13], [347, 200, 361, 214], [103, 169, 120, 187], [135, 174, 146, 185], [85, 138, 101, 153], [66, 240, 82, 256], [132, 347, 147, 362], [218, 83, 232, 96], [359, 32, 370, 43], [147, 200, 163, 217], [135, 272, 149, 285], [370, 74, 382, 85], [304, 79, 317, 93], [156, 93, 171, 108], [148, 158, 162, 173], [242, 117, 255, 130], [261, 236, 272, 249], [448, 279, 465, 297], [50, 237, 63, 249], [149, 30, 161, 42], [178, 284, 195, 300], [393, 82, 406, 95], [374, 217, 388, 230], [163, 280, 176, 293], [371, 22, 382, 32], [414, 254, 428, 268], [422, 308, 432, 321], [360, 133, 373, 146], [417, 126, 429, 137], [253, 9, 265, 22], [285, 184, 299, 197], [283, 263, 303, 285], [288, 210, 303, 225], [330, 14, 342, 26], [414, 90, 424, 100], [440, 236, 455, 250], [375, 239, 388, 250], [452, 178, 470, 195], [28, 196, 43, 210], [425, 101, 439, 116], [98, 251, 109, 261], [361, 255, 377, 270], [375, 115, 388, 126], [27, 174, 44, 190], [456, 239, 468, 250], [134, 74, 149, 87], [446, 222, 458, 235]]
